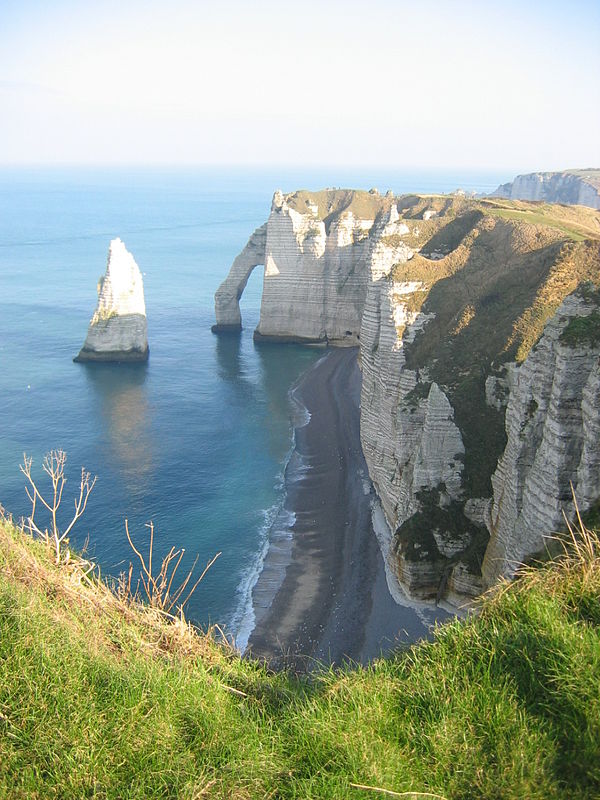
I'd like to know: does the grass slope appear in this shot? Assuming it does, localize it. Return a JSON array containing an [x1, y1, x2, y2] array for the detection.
[[1, 515, 599, 799]]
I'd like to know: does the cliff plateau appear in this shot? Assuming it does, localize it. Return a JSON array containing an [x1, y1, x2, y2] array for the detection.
[[75, 238, 149, 363], [214, 190, 600, 600]]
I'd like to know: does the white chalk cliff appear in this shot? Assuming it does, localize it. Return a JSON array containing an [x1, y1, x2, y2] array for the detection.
[[214, 189, 600, 599], [482, 291, 600, 586], [75, 238, 148, 363], [213, 189, 387, 344], [491, 170, 600, 209]]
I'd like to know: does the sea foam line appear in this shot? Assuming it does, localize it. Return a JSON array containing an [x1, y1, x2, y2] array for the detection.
[[229, 381, 312, 654]]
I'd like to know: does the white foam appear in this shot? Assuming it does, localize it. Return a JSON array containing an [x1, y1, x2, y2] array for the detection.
[[229, 367, 321, 653], [228, 504, 281, 653]]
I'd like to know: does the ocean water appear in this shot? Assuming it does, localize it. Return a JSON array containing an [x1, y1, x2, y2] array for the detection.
[[0, 166, 509, 640]]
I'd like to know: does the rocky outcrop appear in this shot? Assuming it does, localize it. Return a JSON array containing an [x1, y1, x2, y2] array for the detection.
[[359, 215, 483, 601], [491, 170, 600, 209], [75, 238, 148, 363], [214, 190, 600, 600], [482, 290, 600, 585], [214, 189, 389, 345], [212, 223, 268, 332]]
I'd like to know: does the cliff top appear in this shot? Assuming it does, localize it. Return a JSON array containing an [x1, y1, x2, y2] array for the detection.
[[283, 188, 600, 240], [566, 168, 600, 191], [285, 188, 392, 222], [1, 508, 599, 797]]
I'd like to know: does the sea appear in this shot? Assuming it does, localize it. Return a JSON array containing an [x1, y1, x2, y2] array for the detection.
[[0, 166, 508, 646]]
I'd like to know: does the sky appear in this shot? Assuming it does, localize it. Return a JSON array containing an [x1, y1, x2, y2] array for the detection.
[[1, 0, 599, 170]]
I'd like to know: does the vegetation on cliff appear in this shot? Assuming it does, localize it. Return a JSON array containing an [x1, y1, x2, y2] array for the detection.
[[392, 197, 600, 497], [1, 508, 598, 799]]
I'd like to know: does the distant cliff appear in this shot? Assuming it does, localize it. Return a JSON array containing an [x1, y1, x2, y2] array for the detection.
[[214, 189, 600, 601], [491, 169, 600, 209], [75, 238, 149, 363]]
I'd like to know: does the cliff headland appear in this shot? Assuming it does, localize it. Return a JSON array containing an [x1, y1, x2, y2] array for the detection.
[[214, 188, 600, 625]]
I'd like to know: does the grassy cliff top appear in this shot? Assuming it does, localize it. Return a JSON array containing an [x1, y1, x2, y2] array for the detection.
[[285, 188, 393, 223], [566, 168, 600, 191], [1, 512, 599, 798], [285, 188, 600, 237]]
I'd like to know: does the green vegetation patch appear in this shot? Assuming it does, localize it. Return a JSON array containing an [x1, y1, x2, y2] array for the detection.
[[560, 311, 600, 347], [486, 207, 590, 241], [395, 488, 483, 566], [1, 514, 600, 798]]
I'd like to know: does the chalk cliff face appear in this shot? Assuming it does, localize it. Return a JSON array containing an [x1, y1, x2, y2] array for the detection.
[[359, 199, 600, 601], [75, 238, 148, 363], [214, 189, 600, 599], [482, 290, 600, 586], [212, 223, 268, 332], [492, 170, 600, 209], [214, 189, 390, 344]]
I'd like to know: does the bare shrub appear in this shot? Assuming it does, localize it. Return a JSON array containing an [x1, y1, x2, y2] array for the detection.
[[20, 450, 96, 564], [124, 519, 220, 617]]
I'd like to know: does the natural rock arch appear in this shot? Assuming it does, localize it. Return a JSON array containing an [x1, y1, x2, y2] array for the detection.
[[211, 222, 267, 332]]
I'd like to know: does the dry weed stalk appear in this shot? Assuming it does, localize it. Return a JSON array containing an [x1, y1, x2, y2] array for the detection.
[[124, 519, 220, 616], [560, 484, 600, 571], [20, 450, 96, 564]]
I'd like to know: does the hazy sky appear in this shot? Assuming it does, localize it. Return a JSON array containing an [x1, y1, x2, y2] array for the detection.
[[1, 0, 599, 170]]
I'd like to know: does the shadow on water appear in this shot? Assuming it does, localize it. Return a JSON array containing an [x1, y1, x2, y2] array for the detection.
[[214, 330, 244, 382], [254, 342, 321, 459], [81, 363, 154, 495]]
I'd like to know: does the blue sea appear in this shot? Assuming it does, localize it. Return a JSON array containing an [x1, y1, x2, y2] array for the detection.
[[0, 166, 509, 642]]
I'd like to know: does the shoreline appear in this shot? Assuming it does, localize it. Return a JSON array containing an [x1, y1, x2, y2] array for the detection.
[[247, 347, 452, 671]]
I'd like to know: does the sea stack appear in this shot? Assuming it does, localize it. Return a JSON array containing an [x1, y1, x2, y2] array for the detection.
[[74, 238, 149, 363]]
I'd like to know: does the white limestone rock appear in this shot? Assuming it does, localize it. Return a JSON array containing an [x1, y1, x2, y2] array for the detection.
[[256, 195, 375, 344], [212, 223, 268, 332], [75, 238, 148, 363], [214, 190, 389, 345], [358, 229, 476, 599], [482, 291, 600, 585], [491, 170, 600, 209], [485, 373, 510, 411]]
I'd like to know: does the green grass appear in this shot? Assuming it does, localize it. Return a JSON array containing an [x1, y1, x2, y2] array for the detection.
[[1, 515, 600, 799], [485, 208, 590, 241], [560, 311, 600, 347]]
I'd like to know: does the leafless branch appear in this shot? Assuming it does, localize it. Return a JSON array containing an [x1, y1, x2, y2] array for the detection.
[[20, 450, 96, 564], [123, 520, 220, 615]]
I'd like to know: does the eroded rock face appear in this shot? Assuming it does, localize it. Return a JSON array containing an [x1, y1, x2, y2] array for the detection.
[[214, 190, 386, 345], [491, 171, 600, 209], [212, 223, 268, 332], [359, 227, 480, 600], [213, 190, 600, 600], [482, 291, 600, 585], [75, 238, 148, 363]]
